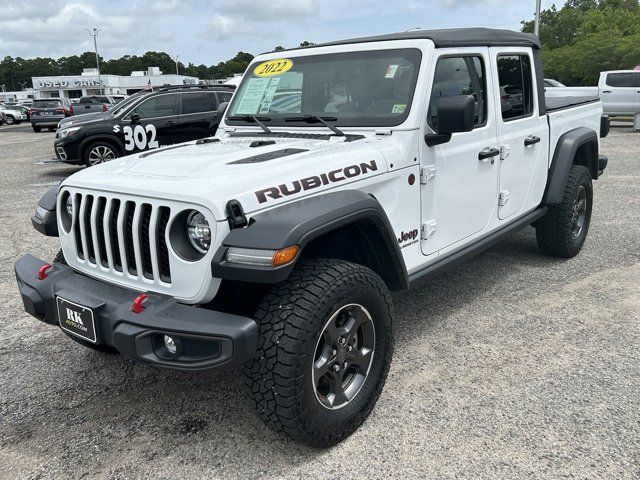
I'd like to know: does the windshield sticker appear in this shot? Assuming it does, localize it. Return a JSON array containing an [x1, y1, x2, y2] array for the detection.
[[385, 65, 399, 78], [235, 77, 277, 114], [391, 104, 406, 114], [258, 78, 281, 114], [254, 58, 293, 77]]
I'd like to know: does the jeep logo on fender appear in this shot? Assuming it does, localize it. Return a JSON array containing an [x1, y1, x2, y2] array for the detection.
[[255, 160, 378, 204], [398, 229, 419, 244]]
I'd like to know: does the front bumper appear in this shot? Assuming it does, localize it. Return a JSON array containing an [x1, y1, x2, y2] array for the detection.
[[15, 254, 258, 372]]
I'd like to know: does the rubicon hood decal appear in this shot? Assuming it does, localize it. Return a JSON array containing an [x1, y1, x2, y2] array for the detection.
[[255, 160, 378, 204]]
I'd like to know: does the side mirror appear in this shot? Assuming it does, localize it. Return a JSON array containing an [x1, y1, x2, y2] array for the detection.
[[425, 95, 475, 146], [216, 101, 229, 120], [130, 113, 141, 124]]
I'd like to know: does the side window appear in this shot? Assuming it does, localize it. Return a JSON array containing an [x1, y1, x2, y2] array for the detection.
[[497, 54, 534, 121], [131, 94, 178, 119], [428, 56, 487, 131], [605, 73, 636, 87], [217, 92, 232, 104], [181, 92, 218, 115]]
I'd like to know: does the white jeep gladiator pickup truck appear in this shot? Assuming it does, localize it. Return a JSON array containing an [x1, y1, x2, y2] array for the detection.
[[17, 28, 609, 447]]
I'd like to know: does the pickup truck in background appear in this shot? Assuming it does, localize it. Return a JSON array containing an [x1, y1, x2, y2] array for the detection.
[[70, 96, 117, 116], [18, 28, 609, 447], [545, 70, 640, 116]]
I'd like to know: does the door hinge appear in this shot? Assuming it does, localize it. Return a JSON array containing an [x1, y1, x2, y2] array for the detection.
[[420, 166, 437, 185], [498, 190, 510, 206], [500, 144, 511, 161], [421, 220, 437, 240]]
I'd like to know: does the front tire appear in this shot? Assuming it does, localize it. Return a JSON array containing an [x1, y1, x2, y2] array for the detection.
[[83, 140, 119, 167], [32, 124, 41, 132], [536, 165, 593, 258], [6, 115, 15, 125], [245, 259, 393, 447]]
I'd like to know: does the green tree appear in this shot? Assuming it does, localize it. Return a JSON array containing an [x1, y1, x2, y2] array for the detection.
[[522, 0, 640, 85]]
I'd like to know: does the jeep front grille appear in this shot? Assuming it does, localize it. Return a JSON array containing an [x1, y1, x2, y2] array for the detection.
[[70, 193, 172, 283]]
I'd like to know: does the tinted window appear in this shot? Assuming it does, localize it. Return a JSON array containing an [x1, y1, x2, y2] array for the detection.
[[217, 92, 232, 103], [181, 92, 217, 114], [606, 73, 638, 87], [497, 54, 534, 120], [428, 56, 487, 131], [131, 94, 177, 118], [32, 100, 62, 108]]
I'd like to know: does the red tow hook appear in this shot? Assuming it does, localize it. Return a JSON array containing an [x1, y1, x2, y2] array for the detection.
[[37, 264, 52, 280], [131, 293, 148, 314]]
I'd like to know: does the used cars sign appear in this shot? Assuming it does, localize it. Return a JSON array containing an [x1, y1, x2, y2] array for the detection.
[[34, 77, 102, 89]]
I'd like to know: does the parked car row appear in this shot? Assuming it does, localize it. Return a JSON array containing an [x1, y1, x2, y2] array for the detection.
[[0, 103, 29, 124]]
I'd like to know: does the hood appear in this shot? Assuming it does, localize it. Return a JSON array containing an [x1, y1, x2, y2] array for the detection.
[[61, 111, 111, 127], [61, 133, 390, 219]]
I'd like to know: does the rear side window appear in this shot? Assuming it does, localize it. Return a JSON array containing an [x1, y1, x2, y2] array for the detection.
[[131, 94, 178, 118], [181, 92, 218, 114], [497, 54, 534, 121], [428, 55, 487, 131], [605, 73, 638, 87], [217, 92, 232, 103]]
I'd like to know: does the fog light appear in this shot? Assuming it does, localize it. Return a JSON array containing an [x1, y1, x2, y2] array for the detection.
[[164, 335, 177, 354]]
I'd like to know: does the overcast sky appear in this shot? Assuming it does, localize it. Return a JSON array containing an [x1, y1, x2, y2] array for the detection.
[[1, 0, 560, 66]]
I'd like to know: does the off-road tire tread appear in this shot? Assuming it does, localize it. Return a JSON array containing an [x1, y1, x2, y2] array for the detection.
[[536, 165, 592, 258], [244, 258, 393, 447]]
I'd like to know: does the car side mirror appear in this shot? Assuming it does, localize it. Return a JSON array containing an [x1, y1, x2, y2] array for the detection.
[[130, 113, 141, 124], [217, 101, 229, 120], [425, 95, 475, 147]]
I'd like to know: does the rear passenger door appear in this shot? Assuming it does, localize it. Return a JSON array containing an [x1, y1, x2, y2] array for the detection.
[[177, 91, 219, 142], [122, 93, 179, 153], [490, 48, 547, 220], [601, 72, 639, 114]]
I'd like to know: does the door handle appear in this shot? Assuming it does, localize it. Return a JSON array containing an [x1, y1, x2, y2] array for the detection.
[[167, 120, 176, 126], [524, 135, 541, 146], [478, 147, 500, 162], [601, 90, 611, 93]]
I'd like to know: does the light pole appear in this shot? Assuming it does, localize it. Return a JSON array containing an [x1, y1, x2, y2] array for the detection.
[[534, 0, 542, 37], [18, 81, 28, 90], [85, 27, 103, 94], [173, 55, 180, 75]]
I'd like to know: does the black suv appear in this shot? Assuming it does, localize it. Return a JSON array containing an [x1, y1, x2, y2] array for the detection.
[[54, 85, 234, 167]]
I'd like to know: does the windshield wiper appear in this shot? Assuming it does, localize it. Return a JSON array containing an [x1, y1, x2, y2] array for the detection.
[[284, 115, 345, 137], [227, 115, 272, 134]]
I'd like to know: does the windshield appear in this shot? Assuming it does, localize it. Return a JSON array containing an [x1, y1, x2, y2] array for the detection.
[[227, 48, 421, 128], [110, 91, 149, 116]]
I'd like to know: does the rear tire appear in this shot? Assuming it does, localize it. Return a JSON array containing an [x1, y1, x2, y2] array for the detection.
[[32, 125, 41, 132], [536, 165, 593, 258], [245, 258, 393, 447], [83, 140, 119, 167], [47, 127, 55, 132], [53, 249, 117, 354]]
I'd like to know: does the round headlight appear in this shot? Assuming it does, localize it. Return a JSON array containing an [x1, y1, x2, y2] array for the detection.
[[66, 195, 73, 217], [186, 210, 211, 253]]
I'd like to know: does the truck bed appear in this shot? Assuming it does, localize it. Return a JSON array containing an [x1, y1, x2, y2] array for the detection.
[[545, 95, 599, 112]]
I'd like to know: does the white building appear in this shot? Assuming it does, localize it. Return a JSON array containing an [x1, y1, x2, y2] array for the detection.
[[31, 67, 200, 99]]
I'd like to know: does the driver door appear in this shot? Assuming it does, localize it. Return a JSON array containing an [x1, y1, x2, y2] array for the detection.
[[122, 93, 179, 154], [420, 49, 499, 256]]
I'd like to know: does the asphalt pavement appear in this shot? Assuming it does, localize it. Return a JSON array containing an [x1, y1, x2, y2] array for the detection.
[[0, 123, 638, 479]]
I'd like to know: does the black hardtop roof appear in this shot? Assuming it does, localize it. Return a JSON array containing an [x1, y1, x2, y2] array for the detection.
[[275, 28, 540, 53]]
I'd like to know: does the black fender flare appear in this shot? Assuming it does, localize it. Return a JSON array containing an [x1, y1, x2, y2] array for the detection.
[[31, 186, 59, 237], [211, 190, 409, 289], [79, 134, 125, 159], [543, 127, 598, 205]]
